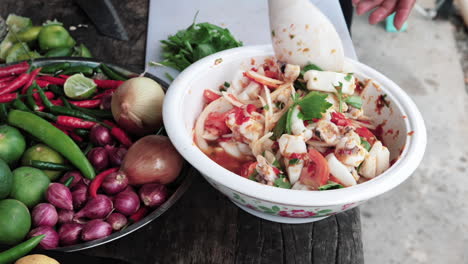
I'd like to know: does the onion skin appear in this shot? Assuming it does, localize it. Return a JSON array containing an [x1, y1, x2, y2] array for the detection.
[[46, 183, 73, 210], [101, 171, 128, 195], [111, 77, 165, 136], [32, 203, 58, 227], [75, 194, 113, 220], [87, 147, 109, 172], [122, 135, 183, 185], [114, 190, 140, 216], [28, 226, 59, 249], [81, 219, 112, 241], [90, 125, 114, 146], [57, 209, 74, 225], [71, 183, 88, 209], [107, 213, 128, 231], [105, 145, 127, 167], [59, 171, 84, 188], [139, 184, 168, 208], [59, 223, 83, 246]]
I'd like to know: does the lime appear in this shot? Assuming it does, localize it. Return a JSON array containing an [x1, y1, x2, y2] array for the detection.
[[10, 167, 50, 208], [64, 73, 97, 99], [0, 125, 26, 165], [16, 50, 42, 61], [21, 144, 66, 181], [0, 199, 31, 245], [38, 24, 75, 51], [6, 14, 32, 33], [5, 42, 30, 63], [0, 159, 13, 199], [17, 25, 42, 44]]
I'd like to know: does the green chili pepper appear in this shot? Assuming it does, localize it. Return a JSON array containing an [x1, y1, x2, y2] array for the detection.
[[0, 103, 9, 123], [83, 142, 93, 155], [64, 176, 74, 187], [48, 84, 64, 96], [36, 84, 54, 109], [70, 104, 113, 119], [50, 106, 99, 122], [60, 66, 94, 76], [60, 96, 72, 109], [12, 99, 30, 112], [41, 62, 71, 74], [44, 47, 73, 58], [74, 128, 89, 137], [0, 235, 45, 264], [29, 160, 74, 171], [26, 85, 39, 111], [8, 110, 95, 179], [100, 63, 127, 81], [34, 110, 56, 121]]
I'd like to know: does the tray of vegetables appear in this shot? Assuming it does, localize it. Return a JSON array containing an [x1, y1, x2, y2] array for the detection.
[[0, 58, 194, 259]]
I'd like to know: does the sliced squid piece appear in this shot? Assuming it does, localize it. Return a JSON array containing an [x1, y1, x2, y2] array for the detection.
[[238, 82, 261, 101], [278, 134, 307, 157], [286, 159, 304, 185], [303, 70, 355, 95], [326, 153, 357, 187], [219, 141, 244, 159], [334, 131, 367, 167], [290, 105, 312, 140], [283, 64, 301, 82], [376, 144, 390, 175], [360, 156, 377, 179], [292, 181, 310, 190], [264, 150, 277, 165], [230, 69, 249, 94], [314, 120, 339, 144], [255, 155, 278, 184]]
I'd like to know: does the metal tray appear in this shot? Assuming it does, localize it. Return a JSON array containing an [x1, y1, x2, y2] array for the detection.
[[8, 58, 194, 252]]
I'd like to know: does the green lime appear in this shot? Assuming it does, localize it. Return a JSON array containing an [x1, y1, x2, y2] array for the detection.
[[5, 42, 30, 63], [6, 14, 32, 33], [64, 73, 97, 99], [22, 144, 66, 180], [16, 50, 42, 61], [17, 25, 42, 44], [0, 159, 13, 199], [0, 125, 26, 165], [0, 199, 31, 245], [38, 24, 75, 51], [10, 167, 50, 208]]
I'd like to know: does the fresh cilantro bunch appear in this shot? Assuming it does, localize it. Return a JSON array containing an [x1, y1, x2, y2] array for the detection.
[[160, 21, 242, 71]]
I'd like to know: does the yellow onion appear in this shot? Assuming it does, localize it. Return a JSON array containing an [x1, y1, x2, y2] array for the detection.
[[111, 77, 165, 136]]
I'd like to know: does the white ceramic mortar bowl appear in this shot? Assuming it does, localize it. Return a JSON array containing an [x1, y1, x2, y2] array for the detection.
[[163, 45, 426, 224]]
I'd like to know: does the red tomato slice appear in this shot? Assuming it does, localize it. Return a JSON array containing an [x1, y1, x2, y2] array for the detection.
[[330, 112, 353, 127], [203, 89, 221, 103], [264, 70, 278, 79], [300, 149, 330, 189], [355, 127, 376, 145], [205, 112, 230, 136], [240, 161, 258, 178]]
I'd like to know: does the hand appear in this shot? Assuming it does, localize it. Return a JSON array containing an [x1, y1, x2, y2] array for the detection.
[[352, 0, 416, 29]]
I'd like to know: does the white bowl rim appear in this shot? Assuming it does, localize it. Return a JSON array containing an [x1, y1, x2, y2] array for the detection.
[[163, 45, 427, 207]]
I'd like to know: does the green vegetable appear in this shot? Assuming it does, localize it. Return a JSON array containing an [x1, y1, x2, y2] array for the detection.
[[10, 167, 50, 208], [297, 91, 332, 120], [318, 181, 344, 190], [160, 21, 242, 71], [5, 42, 30, 63], [274, 175, 292, 189], [285, 107, 294, 134], [335, 82, 343, 112], [29, 160, 74, 171], [300, 63, 323, 76], [44, 47, 73, 57], [49, 85, 64, 96], [6, 14, 32, 33], [74, 128, 89, 137], [0, 235, 44, 264], [289, 158, 300, 165], [60, 65, 94, 76], [26, 85, 39, 111], [0, 125, 26, 165], [0, 199, 31, 245], [360, 137, 371, 151], [100, 64, 127, 81], [16, 26, 42, 44], [344, 73, 353, 81], [0, 103, 9, 123], [40, 62, 71, 74], [12, 99, 30, 112], [64, 176, 74, 187], [0, 159, 13, 199], [345, 95, 363, 109], [7, 110, 95, 179], [16, 51, 41, 61], [72, 43, 92, 58], [38, 23, 75, 51]]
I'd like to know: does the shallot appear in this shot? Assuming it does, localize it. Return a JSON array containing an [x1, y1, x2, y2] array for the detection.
[[75, 194, 113, 220], [90, 125, 114, 146], [59, 223, 83, 246], [101, 171, 128, 195], [59, 171, 84, 188], [139, 183, 168, 207], [57, 209, 74, 225], [71, 183, 88, 209], [46, 183, 73, 210], [107, 213, 128, 231], [87, 147, 109, 172], [114, 190, 140, 216], [28, 226, 59, 249], [105, 145, 127, 167], [81, 219, 112, 241], [32, 203, 58, 227]]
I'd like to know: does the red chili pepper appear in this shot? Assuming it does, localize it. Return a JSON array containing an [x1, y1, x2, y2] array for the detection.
[[35, 79, 51, 88], [32, 91, 54, 101], [111, 126, 132, 147], [69, 99, 101, 108], [37, 75, 66, 85], [69, 132, 83, 142], [21, 68, 42, 94], [330, 112, 353, 127], [57, 116, 97, 129], [0, 61, 29, 78], [36, 105, 45, 111], [355, 127, 376, 145], [52, 123, 71, 135], [0, 73, 30, 95], [0, 76, 15, 83], [103, 120, 117, 127], [0, 93, 18, 103], [89, 168, 119, 198], [93, 79, 124, 89], [50, 99, 64, 106], [93, 89, 115, 99], [129, 207, 149, 222], [58, 74, 70, 79]]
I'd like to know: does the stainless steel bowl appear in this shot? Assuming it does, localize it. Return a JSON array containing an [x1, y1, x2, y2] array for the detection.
[[10, 58, 194, 252]]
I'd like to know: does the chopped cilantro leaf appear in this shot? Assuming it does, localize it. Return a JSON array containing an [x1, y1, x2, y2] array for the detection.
[[289, 158, 300, 165], [335, 82, 343, 112], [294, 79, 307, 91], [344, 73, 353, 81], [345, 95, 363, 109], [318, 181, 344, 190], [300, 63, 323, 76], [360, 137, 371, 151], [297, 91, 332, 120], [164, 72, 174, 82], [285, 107, 294, 134], [273, 112, 287, 139], [224, 81, 230, 87], [219, 87, 227, 92], [263, 104, 270, 111], [274, 177, 292, 189]]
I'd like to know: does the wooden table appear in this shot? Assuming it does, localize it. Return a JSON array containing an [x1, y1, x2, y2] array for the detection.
[[0, 1, 364, 263]]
